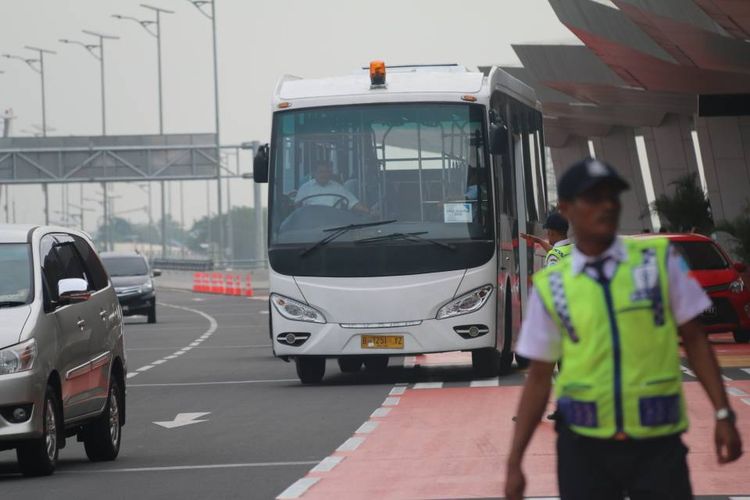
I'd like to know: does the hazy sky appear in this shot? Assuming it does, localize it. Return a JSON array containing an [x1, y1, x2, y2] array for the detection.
[[0, 0, 577, 230]]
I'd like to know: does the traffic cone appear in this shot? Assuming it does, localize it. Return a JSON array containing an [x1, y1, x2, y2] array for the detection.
[[233, 275, 242, 296], [211, 272, 224, 294], [244, 273, 254, 297], [192, 272, 202, 293]]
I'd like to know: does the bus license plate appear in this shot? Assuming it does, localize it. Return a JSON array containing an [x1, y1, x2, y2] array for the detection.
[[361, 335, 404, 350]]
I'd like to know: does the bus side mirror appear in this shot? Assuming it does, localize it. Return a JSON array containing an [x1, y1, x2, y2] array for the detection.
[[253, 144, 270, 183], [489, 123, 509, 155]]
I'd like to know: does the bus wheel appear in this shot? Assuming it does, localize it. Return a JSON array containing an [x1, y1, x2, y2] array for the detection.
[[472, 348, 500, 378], [338, 357, 363, 373], [296, 357, 326, 384], [363, 356, 388, 372], [514, 353, 530, 369]]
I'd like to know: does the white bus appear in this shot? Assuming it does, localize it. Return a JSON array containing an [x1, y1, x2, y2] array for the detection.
[[253, 62, 550, 383]]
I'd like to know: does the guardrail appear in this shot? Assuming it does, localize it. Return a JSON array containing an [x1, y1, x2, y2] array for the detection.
[[151, 258, 214, 271]]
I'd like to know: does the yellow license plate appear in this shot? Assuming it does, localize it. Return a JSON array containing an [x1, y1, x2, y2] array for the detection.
[[360, 335, 404, 349]]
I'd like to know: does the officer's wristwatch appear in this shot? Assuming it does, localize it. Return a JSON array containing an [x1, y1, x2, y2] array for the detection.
[[715, 407, 736, 424]]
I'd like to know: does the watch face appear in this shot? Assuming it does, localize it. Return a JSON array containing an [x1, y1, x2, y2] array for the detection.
[[717, 408, 730, 420]]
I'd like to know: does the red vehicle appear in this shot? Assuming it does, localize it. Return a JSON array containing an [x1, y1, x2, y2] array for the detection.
[[634, 233, 750, 343]]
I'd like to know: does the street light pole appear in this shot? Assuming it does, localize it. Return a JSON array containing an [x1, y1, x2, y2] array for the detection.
[[60, 31, 119, 135], [187, 0, 224, 265], [113, 4, 174, 135], [3, 47, 56, 137]]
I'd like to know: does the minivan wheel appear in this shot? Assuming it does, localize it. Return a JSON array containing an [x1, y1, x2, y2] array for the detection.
[[83, 378, 123, 462], [296, 357, 326, 384], [16, 385, 59, 477], [733, 330, 750, 343], [147, 304, 157, 324]]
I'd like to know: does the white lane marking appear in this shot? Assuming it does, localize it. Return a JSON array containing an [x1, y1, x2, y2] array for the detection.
[[336, 436, 365, 452], [62, 461, 319, 475], [259, 311, 269, 315], [403, 356, 416, 368], [248, 295, 270, 301], [389, 386, 406, 396], [371, 407, 391, 418], [277, 477, 320, 499], [356, 421, 379, 434], [741, 398, 750, 407], [728, 387, 748, 397], [395, 382, 408, 386], [129, 379, 298, 387], [127, 302, 218, 380], [470, 377, 500, 387], [742, 368, 750, 376], [154, 412, 211, 429], [310, 456, 343, 473], [383, 397, 400, 406], [723, 374, 733, 381], [730, 497, 750, 500], [413, 382, 443, 389], [680, 365, 696, 378]]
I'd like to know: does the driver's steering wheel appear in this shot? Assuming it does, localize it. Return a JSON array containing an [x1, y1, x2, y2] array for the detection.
[[297, 193, 350, 210]]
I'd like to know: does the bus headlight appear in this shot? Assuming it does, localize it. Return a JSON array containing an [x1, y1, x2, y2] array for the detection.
[[0, 339, 37, 375], [436, 285, 493, 320], [271, 294, 326, 324]]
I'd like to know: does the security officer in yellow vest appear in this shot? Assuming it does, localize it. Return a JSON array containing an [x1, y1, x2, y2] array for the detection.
[[521, 212, 574, 267], [505, 158, 742, 500]]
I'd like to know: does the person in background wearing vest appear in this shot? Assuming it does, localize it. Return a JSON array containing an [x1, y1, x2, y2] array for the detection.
[[521, 212, 573, 267], [505, 158, 742, 500]]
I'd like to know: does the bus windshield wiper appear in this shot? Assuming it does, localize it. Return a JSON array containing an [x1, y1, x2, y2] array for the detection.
[[300, 219, 398, 257], [355, 232, 456, 251], [0, 301, 27, 308]]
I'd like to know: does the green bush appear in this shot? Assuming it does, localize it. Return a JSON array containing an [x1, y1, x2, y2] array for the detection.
[[652, 173, 713, 234]]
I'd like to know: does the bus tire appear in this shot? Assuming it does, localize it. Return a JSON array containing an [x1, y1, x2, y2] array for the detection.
[[338, 357, 363, 373], [363, 356, 388, 372], [296, 357, 326, 384], [472, 348, 500, 378], [514, 353, 530, 369]]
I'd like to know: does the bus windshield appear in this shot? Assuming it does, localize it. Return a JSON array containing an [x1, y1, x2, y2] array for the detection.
[[268, 103, 494, 277]]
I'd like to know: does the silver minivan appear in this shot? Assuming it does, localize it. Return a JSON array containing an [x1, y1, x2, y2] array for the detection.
[[0, 225, 126, 476]]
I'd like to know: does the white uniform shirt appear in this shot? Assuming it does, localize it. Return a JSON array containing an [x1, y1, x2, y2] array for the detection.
[[544, 238, 573, 267], [294, 179, 359, 208], [516, 237, 712, 362]]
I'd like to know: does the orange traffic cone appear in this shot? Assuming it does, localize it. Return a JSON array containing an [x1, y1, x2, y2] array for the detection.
[[244, 273, 254, 297]]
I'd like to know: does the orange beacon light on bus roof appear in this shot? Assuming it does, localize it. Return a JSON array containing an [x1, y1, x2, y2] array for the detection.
[[370, 60, 386, 87]]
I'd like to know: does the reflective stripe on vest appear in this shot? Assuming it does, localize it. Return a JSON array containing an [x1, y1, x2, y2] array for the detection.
[[534, 237, 687, 439], [546, 243, 574, 264]]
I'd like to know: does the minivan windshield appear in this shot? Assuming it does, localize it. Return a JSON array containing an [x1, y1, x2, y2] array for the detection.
[[101, 256, 149, 277], [672, 241, 729, 271], [0, 244, 33, 306]]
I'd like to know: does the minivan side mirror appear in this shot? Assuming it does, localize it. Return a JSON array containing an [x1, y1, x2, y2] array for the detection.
[[253, 143, 270, 183], [734, 262, 747, 273], [58, 278, 91, 306], [152, 269, 162, 278]]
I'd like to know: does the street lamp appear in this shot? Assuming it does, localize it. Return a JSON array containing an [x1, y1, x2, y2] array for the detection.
[[185, 0, 224, 264], [59, 30, 119, 135], [112, 4, 174, 135], [2, 46, 56, 137]]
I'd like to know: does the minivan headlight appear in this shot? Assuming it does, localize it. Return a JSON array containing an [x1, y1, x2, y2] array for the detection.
[[730, 278, 745, 294], [142, 281, 154, 292], [0, 339, 37, 375], [271, 294, 326, 324], [436, 285, 494, 320]]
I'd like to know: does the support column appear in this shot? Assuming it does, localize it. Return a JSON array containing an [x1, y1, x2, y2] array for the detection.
[[590, 127, 652, 233], [695, 116, 750, 222], [639, 114, 699, 199]]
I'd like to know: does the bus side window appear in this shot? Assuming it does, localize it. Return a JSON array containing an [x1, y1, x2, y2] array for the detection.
[[490, 94, 515, 218]]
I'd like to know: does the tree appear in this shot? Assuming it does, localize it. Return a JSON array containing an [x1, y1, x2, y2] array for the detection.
[[187, 206, 266, 261], [716, 204, 750, 264], [652, 173, 713, 234]]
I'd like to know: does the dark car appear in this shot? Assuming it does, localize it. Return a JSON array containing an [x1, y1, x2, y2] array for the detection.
[[634, 233, 750, 343], [100, 252, 160, 323]]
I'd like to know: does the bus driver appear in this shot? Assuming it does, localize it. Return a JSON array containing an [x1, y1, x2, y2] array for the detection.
[[294, 161, 369, 213]]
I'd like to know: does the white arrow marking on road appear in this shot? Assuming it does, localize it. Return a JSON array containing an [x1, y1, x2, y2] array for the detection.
[[154, 412, 211, 429]]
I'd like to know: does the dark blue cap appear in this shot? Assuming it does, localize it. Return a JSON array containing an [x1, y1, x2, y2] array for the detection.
[[557, 157, 630, 200], [543, 212, 569, 233]]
